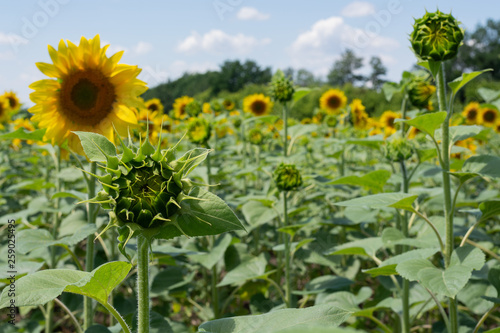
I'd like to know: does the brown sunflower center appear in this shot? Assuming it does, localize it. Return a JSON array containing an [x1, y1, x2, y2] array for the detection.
[[483, 110, 496, 123], [7, 97, 18, 109], [0, 102, 5, 116], [60, 69, 116, 126], [467, 109, 478, 121], [148, 103, 158, 112], [251, 100, 266, 115], [327, 96, 341, 109], [387, 116, 395, 128]]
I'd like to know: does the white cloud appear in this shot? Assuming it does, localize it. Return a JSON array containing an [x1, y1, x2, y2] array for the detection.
[[133, 41, 153, 55], [237, 7, 270, 21], [341, 1, 376, 18], [0, 32, 28, 46], [177, 30, 270, 54], [289, 16, 399, 76], [138, 61, 219, 87]]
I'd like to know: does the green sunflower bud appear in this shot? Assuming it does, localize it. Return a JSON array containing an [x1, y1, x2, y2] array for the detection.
[[187, 117, 211, 145], [385, 137, 414, 162], [269, 70, 295, 103], [186, 100, 202, 117], [248, 128, 264, 145], [222, 99, 235, 111], [408, 79, 436, 108], [324, 114, 338, 128], [410, 10, 464, 62], [273, 163, 303, 192]]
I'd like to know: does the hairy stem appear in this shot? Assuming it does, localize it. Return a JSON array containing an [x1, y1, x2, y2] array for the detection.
[[84, 162, 97, 330], [137, 235, 150, 333]]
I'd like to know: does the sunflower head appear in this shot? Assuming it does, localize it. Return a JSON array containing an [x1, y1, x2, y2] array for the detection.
[[80, 131, 244, 255], [479, 106, 498, 127], [0, 97, 11, 128], [29, 35, 146, 155], [324, 114, 338, 128], [172, 96, 194, 120], [248, 128, 265, 145], [410, 10, 464, 62], [273, 163, 303, 192], [145, 98, 164, 114], [186, 100, 202, 117], [222, 99, 235, 111], [320, 89, 347, 114], [187, 117, 211, 145], [408, 80, 436, 108], [461, 102, 480, 125], [385, 136, 414, 161], [2, 91, 21, 112], [350, 99, 369, 130], [243, 94, 273, 117], [269, 70, 295, 103]]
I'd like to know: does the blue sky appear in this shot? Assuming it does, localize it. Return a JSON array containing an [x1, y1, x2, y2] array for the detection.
[[0, 0, 498, 106]]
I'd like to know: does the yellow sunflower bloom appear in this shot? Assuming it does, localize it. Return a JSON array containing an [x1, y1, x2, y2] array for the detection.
[[379, 110, 401, 137], [2, 91, 21, 112], [350, 99, 369, 130], [320, 89, 347, 114], [202, 102, 212, 114], [494, 120, 500, 134], [461, 102, 480, 125], [145, 98, 164, 114], [29, 35, 146, 155], [479, 106, 498, 127], [243, 94, 273, 116], [11, 118, 38, 149], [0, 97, 10, 129], [136, 107, 164, 143], [172, 96, 193, 120]]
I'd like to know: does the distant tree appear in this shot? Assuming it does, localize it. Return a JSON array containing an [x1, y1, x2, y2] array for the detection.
[[296, 69, 320, 87], [368, 56, 387, 90], [214, 60, 272, 94], [327, 49, 365, 86], [283, 67, 295, 80]]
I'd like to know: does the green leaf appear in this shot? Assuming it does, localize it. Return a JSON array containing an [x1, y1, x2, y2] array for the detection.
[[73, 131, 117, 162], [417, 60, 441, 78], [458, 281, 497, 315], [0, 128, 46, 141], [51, 190, 86, 201], [478, 87, 500, 103], [450, 245, 485, 271], [397, 111, 447, 139], [364, 248, 439, 277], [305, 275, 353, 294], [217, 254, 267, 287], [158, 187, 245, 240], [188, 234, 233, 269], [0, 261, 131, 308], [396, 259, 435, 282], [488, 267, 500, 295], [436, 125, 483, 145], [65, 262, 131, 304], [328, 170, 391, 193], [363, 265, 398, 277], [462, 155, 500, 179], [333, 193, 417, 211], [326, 237, 383, 258], [382, 82, 401, 102], [17, 225, 97, 254], [241, 200, 278, 231], [172, 148, 210, 178], [448, 69, 493, 95], [197, 304, 352, 333], [292, 87, 312, 103]]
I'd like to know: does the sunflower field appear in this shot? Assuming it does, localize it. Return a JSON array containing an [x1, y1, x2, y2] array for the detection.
[[1, 8, 500, 333]]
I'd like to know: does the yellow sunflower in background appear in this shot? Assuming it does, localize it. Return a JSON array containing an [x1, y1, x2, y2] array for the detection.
[[320, 89, 347, 114], [222, 99, 235, 111], [172, 96, 193, 120], [0, 97, 10, 129], [2, 91, 21, 112], [202, 102, 212, 114], [494, 120, 500, 134], [461, 102, 480, 125], [11, 118, 40, 149], [379, 110, 401, 137], [350, 99, 370, 129], [29, 35, 146, 155], [145, 98, 164, 114], [479, 106, 498, 127], [137, 107, 164, 142], [243, 94, 273, 116]]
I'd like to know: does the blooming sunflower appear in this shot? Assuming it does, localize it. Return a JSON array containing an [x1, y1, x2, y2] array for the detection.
[[243, 94, 273, 117], [320, 89, 347, 114], [11, 118, 38, 149], [379, 110, 401, 137], [202, 102, 212, 114], [461, 102, 480, 125], [479, 107, 498, 127], [145, 98, 164, 114], [172, 96, 193, 120], [29, 35, 146, 155], [0, 97, 10, 129], [222, 99, 235, 111], [2, 91, 21, 111], [495, 120, 500, 134], [350, 99, 369, 130], [136, 106, 163, 143]]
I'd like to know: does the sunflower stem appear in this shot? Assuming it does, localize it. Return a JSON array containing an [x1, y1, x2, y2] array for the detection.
[[436, 63, 458, 333], [84, 161, 97, 330], [283, 191, 292, 308], [283, 102, 288, 157], [137, 235, 151, 333]]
